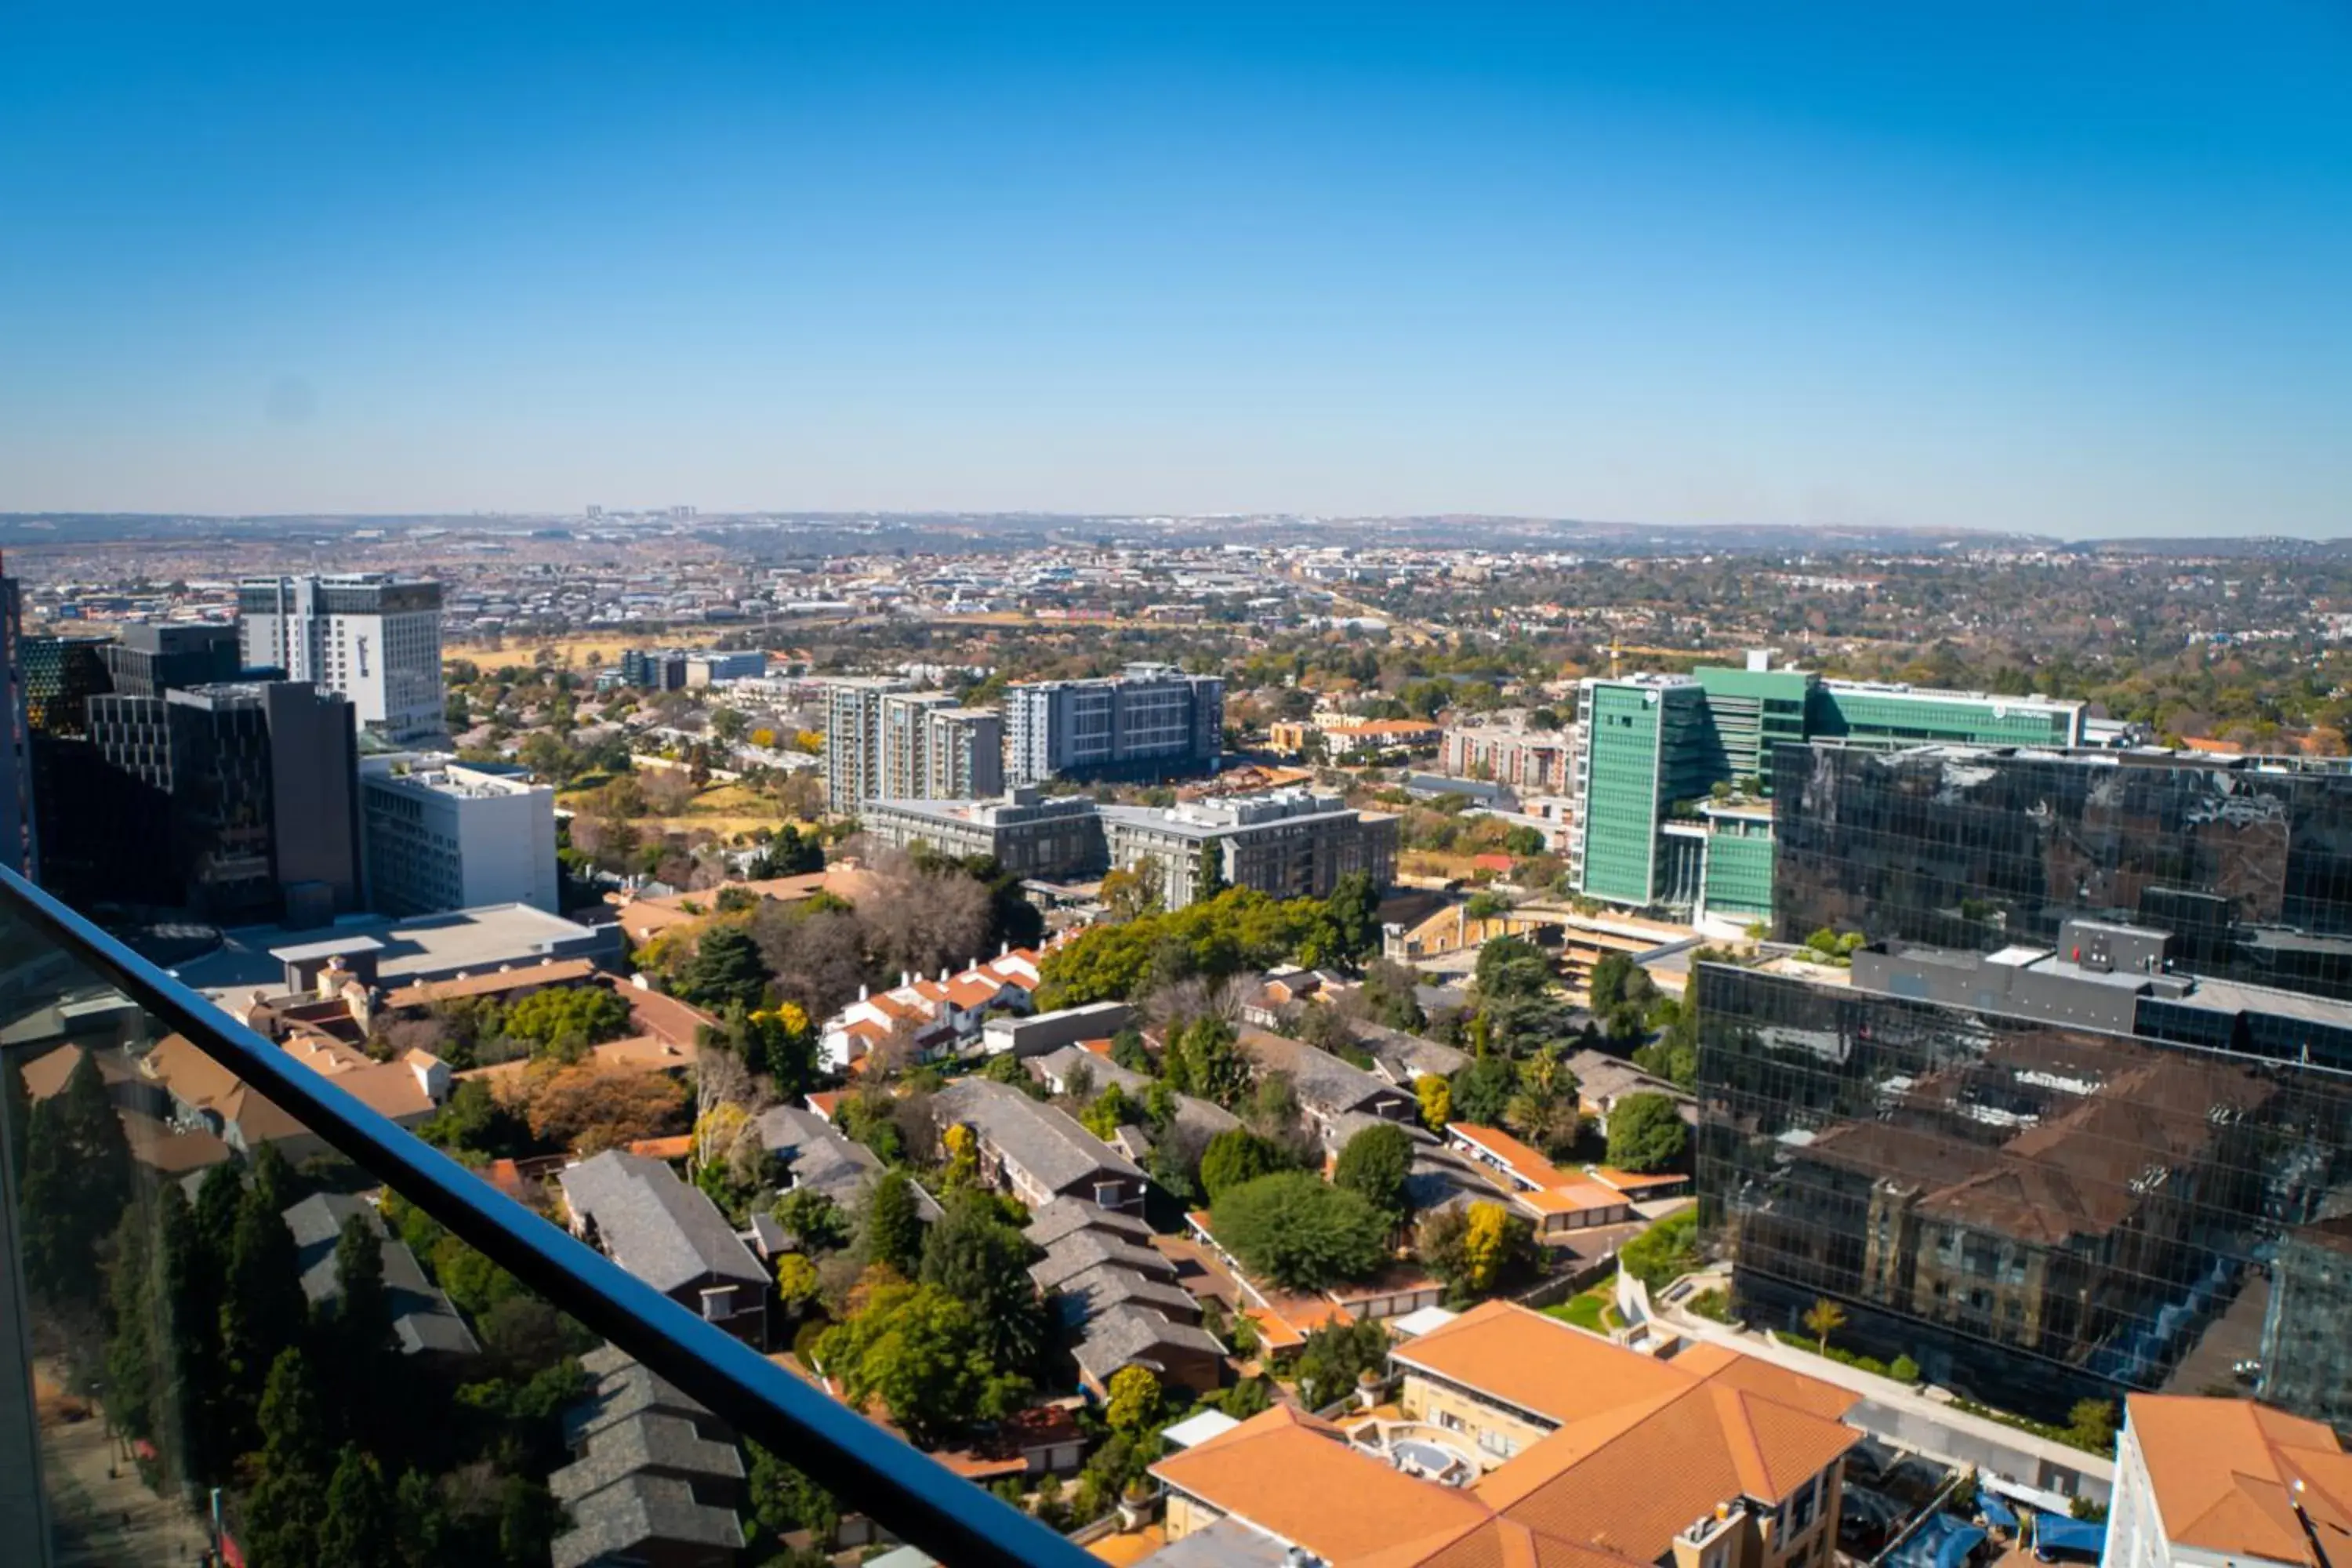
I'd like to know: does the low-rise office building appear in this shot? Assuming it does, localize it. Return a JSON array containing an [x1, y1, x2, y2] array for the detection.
[[359, 754, 558, 916]]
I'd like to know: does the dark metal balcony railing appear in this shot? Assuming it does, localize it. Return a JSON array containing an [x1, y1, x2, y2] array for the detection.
[[0, 864, 1097, 1568]]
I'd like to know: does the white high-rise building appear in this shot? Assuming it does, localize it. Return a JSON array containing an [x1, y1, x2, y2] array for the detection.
[[238, 575, 445, 741], [358, 755, 558, 916], [1004, 662, 1221, 786]]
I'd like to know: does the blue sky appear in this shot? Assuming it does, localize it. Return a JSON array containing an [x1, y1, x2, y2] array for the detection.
[[2, 4, 2347, 535]]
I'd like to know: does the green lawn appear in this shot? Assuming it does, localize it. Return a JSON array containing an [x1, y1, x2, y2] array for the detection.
[[1544, 1286, 1620, 1334]]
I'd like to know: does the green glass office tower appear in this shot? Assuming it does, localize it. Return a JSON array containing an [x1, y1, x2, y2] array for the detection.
[[1569, 658, 2086, 920]]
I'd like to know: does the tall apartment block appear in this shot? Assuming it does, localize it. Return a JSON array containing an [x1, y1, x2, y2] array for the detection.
[[1004, 662, 1222, 786], [238, 574, 446, 741], [85, 681, 362, 924], [875, 691, 1003, 802], [359, 756, 558, 916], [1697, 739, 2352, 1428], [1569, 653, 2085, 923], [821, 677, 911, 808]]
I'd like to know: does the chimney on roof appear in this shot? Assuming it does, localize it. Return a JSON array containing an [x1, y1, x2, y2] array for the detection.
[[857, 983, 869, 1001], [938, 966, 949, 983], [901, 970, 912, 989]]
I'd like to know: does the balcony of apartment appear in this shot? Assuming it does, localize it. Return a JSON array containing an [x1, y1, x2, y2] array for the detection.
[[0, 866, 1092, 1568]]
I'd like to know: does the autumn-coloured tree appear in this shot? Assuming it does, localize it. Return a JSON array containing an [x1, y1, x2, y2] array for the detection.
[[517, 1065, 688, 1154]]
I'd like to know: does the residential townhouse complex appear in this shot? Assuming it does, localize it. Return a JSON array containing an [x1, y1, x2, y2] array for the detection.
[[1098, 788, 1398, 908], [1147, 1301, 1859, 1568]]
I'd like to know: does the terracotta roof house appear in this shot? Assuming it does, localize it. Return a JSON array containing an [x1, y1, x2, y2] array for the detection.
[[1444, 1123, 1637, 1236], [2107, 1395, 2352, 1568], [818, 950, 1042, 1073]]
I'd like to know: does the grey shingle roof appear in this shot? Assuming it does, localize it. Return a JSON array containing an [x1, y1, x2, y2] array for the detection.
[[1073, 1305, 1224, 1385], [755, 1102, 884, 1202], [548, 1410, 745, 1505], [281, 1192, 478, 1358], [550, 1472, 742, 1568], [562, 1363, 721, 1451], [1025, 1196, 1155, 1251], [1359, 1024, 1470, 1084], [1049, 1263, 1200, 1329], [1138, 1515, 1294, 1568], [1238, 1028, 1401, 1119], [1029, 1230, 1178, 1294], [933, 1078, 1142, 1195], [557, 1150, 768, 1294]]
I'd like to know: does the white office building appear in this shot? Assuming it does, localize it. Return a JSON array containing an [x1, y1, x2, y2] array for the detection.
[[359, 755, 559, 916], [238, 575, 446, 741], [822, 677, 912, 809]]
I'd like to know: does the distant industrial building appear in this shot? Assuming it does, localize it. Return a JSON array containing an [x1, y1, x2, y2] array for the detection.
[[1098, 787, 1396, 907], [237, 574, 446, 740], [858, 789, 1105, 879], [1568, 652, 2086, 920], [1005, 662, 1222, 786], [360, 755, 559, 916]]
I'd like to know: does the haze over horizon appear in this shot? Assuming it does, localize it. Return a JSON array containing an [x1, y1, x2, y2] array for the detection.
[[4, 5, 2347, 537]]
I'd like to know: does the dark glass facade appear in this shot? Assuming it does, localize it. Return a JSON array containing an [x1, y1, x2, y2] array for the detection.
[[1695, 963, 2352, 1419], [1772, 743, 2352, 1001]]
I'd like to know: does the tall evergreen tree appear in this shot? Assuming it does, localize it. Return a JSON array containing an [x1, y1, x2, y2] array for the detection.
[[318, 1445, 399, 1568], [103, 1207, 158, 1443], [218, 1183, 306, 1456], [859, 1169, 924, 1277], [243, 1348, 328, 1568], [157, 1181, 230, 1485], [918, 1189, 1046, 1374], [17, 1054, 135, 1302]]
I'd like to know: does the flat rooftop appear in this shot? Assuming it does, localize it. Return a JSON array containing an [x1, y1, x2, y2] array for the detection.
[[172, 903, 616, 1003]]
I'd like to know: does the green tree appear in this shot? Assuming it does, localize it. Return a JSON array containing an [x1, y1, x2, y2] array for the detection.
[[774, 1188, 851, 1253], [244, 1348, 329, 1568], [775, 1254, 822, 1316], [1210, 1172, 1388, 1290], [817, 1279, 1024, 1446], [1475, 936, 1552, 1001], [1198, 1127, 1287, 1203], [746, 1439, 840, 1544], [677, 924, 771, 1011], [18, 1053, 133, 1302], [103, 1208, 159, 1444], [1195, 840, 1228, 901], [1332, 1123, 1414, 1228], [1449, 1056, 1514, 1126], [1167, 1014, 1250, 1106], [318, 1445, 399, 1568], [1301, 872, 1381, 967], [1604, 1092, 1690, 1173], [219, 1179, 307, 1456], [859, 1169, 925, 1277], [2067, 1399, 2118, 1453], [1503, 1047, 1580, 1153], [1081, 1083, 1139, 1141], [918, 1189, 1047, 1375], [1619, 1209, 1701, 1291], [1292, 1319, 1390, 1410]]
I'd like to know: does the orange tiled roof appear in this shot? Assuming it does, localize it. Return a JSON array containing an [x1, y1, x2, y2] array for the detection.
[[1584, 1166, 1686, 1192], [1450, 1123, 1575, 1189], [626, 1134, 695, 1160], [1149, 1406, 1489, 1563], [384, 959, 599, 1008], [1515, 1181, 1632, 1215], [2125, 1395, 2352, 1565]]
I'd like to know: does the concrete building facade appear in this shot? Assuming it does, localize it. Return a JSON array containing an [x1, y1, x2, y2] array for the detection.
[[1005, 662, 1222, 786], [237, 574, 445, 740], [1099, 787, 1396, 906], [360, 755, 560, 916]]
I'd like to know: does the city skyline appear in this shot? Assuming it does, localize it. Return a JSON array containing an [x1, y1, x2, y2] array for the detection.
[[5, 5, 2348, 536]]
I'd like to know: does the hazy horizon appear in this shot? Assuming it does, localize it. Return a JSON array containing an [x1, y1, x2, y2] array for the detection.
[[5, 6, 2347, 537]]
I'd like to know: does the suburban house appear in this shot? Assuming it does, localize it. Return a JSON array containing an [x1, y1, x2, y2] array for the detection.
[[554, 1346, 744, 1568], [558, 1152, 771, 1346], [1026, 1044, 1242, 1149], [752, 1103, 944, 1221], [931, 1078, 1149, 1214], [1564, 1047, 1698, 1133], [2105, 1395, 2352, 1568], [138, 1031, 448, 1160], [1025, 1199, 1225, 1399], [1148, 1305, 1861, 1568], [818, 949, 1043, 1072], [281, 1192, 479, 1363], [1237, 1027, 1417, 1149], [1356, 1023, 1470, 1090], [1446, 1123, 1639, 1236]]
